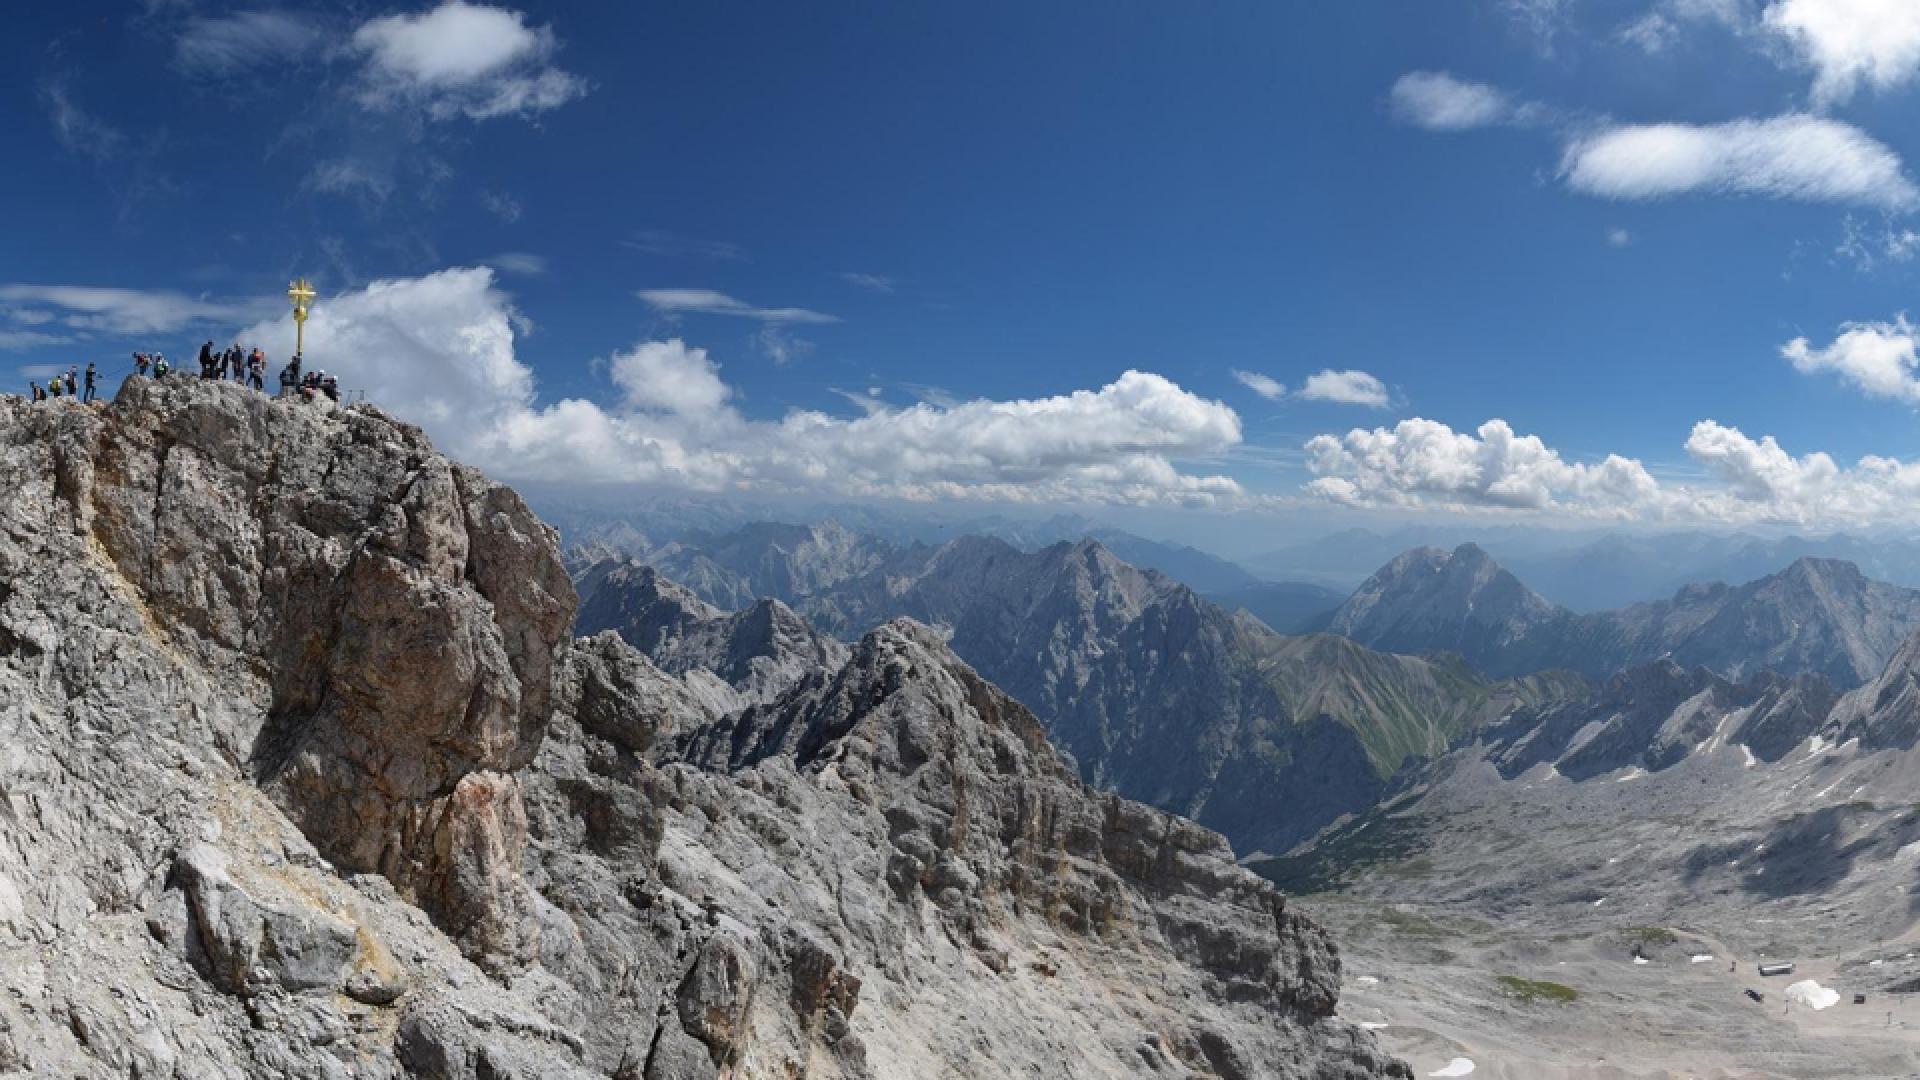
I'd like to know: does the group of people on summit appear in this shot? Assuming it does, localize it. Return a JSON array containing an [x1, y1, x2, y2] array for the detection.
[[27, 363, 99, 403], [28, 341, 342, 405]]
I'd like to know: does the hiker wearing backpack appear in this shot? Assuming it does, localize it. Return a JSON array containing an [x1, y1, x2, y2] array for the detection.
[[29, 382, 44, 402], [83, 363, 98, 403], [49, 375, 63, 398]]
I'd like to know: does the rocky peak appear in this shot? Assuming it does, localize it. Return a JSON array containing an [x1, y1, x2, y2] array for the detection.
[[0, 376, 1406, 1077]]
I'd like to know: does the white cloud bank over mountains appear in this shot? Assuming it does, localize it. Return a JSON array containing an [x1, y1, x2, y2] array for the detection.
[[16, 265, 1920, 524], [1306, 416, 1920, 526], [236, 268, 1243, 506]]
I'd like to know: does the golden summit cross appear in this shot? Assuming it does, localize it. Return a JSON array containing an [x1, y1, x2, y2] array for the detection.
[[287, 278, 315, 357]]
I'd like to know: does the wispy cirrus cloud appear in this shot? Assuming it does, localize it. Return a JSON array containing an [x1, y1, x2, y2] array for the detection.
[[174, 11, 324, 74], [625, 230, 748, 261], [840, 272, 896, 293], [489, 253, 548, 276], [639, 289, 840, 324], [0, 284, 274, 337], [1560, 114, 1918, 209]]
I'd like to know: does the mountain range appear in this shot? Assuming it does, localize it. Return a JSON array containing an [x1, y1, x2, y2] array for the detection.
[[1329, 543, 1920, 689], [0, 378, 1408, 1079], [576, 534, 1584, 856]]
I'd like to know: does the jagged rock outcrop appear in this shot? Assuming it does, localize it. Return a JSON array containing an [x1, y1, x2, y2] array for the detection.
[[574, 561, 846, 713], [0, 378, 1405, 1078], [1331, 545, 1920, 688]]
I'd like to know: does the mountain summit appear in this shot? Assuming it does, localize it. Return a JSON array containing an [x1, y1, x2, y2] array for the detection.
[[1331, 545, 1920, 688]]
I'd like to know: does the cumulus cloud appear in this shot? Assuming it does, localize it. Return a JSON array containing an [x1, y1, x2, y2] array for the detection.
[[1782, 316, 1920, 402], [1305, 418, 1662, 515], [1303, 414, 1920, 525], [1299, 369, 1391, 407], [175, 11, 323, 73], [1764, 0, 1920, 106], [639, 289, 839, 324], [1389, 72, 1537, 131], [234, 267, 1244, 505], [1560, 114, 1918, 209], [0, 284, 274, 336], [1232, 370, 1286, 400], [351, 1, 586, 120]]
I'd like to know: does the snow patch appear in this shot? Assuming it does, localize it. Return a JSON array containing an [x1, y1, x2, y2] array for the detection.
[[1785, 980, 1840, 1010], [1354, 975, 1380, 986], [1360, 1021, 1389, 1030], [1742, 744, 1758, 768], [1691, 954, 1715, 963], [1632, 956, 1650, 965], [1429, 1059, 1476, 1078], [1592, 897, 1607, 907], [1614, 767, 1647, 783]]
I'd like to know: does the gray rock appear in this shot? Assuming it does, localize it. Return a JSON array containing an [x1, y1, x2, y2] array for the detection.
[[0, 378, 1404, 1079]]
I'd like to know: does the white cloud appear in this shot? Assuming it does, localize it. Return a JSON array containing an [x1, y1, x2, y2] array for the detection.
[[1621, 0, 1752, 51], [0, 285, 273, 337], [626, 231, 748, 261], [234, 268, 1245, 505], [175, 11, 323, 73], [639, 289, 839, 324], [478, 189, 523, 222], [1305, 418, 1663, 514], [1303, 414, 1920, 525], [1608, 227, 1634, 246], [489, 253, 548, 276], [1389, 72, 1535, 131], [1503, 0, 1575, 53], [1560, 114, 1918, 209], [0, 331, 75, 352], [1299, 369, 1391, 407], [1764, 0, 1920, 106], [1232, 370, 1286, 400], [351, 1, 586, 120], [1782, 316, 1920, 403], [841, 272, 896, 293], [306, 159, 395, 202], [752, 325, 813, 365], [40, 80, 128, 163]]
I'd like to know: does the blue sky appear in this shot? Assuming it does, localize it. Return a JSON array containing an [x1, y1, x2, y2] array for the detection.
[[8, 1, 1920, 530]]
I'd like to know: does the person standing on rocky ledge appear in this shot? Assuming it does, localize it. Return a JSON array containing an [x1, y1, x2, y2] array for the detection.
[[83, 363, 98, 403]]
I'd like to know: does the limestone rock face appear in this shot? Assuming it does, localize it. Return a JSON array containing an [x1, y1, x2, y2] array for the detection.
[[0, 378, 1405, 1078]]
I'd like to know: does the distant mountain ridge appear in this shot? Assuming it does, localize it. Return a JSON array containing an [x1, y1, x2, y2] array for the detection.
[[1329, 544, 1920, 689], [576, 534, 1582, 855]]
